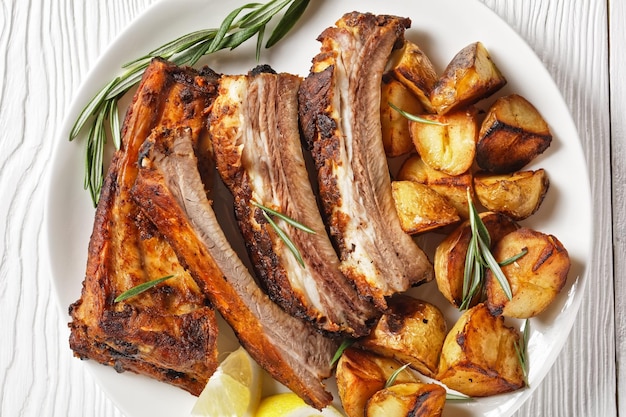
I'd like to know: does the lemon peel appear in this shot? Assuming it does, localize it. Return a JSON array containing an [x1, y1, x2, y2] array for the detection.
[[191, 346, 262, 417]]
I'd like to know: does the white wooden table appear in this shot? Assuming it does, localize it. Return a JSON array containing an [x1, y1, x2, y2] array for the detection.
[[1, 0, 621, 416]]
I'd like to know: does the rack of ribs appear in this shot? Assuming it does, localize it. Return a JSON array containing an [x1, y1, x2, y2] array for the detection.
[[299, 12, 434, 310], [209, 66, 378, 337], [68, 58, 220, 395]]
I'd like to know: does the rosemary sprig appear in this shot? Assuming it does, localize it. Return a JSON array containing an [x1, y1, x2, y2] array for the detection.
[[445, 392, 474, 402], [385, 363, 411, 388], [515, 319, 530, 386], [70, 0, 311, 206], [388, 102, 447, 126], [460, 190, 521, 310], [330, 339, 355, 366], [114, 275, 176, 302], [252, 200, 316, 268]]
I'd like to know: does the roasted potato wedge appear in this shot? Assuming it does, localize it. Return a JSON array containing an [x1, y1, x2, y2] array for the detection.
[[409, 107, 478, 176], [365, 383, 446, 417], [435, 212, 518, 307], [392, 180, 460, 234], [397, 155, 473, 218], [486, 227, 570, 318], [337, 348, 419, 417], [430, 42, 506, 115], [476, 94, 552, 173], [387, 40, 439, 112], [359, 295, 447, 378], [474, 169, 550, 220], [381, 74, 424, 157], [437, 303, 525, 396]]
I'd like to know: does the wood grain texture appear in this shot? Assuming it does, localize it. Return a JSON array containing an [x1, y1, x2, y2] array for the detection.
[[0, 0, 617, 416], [610, 0, 626, 414]]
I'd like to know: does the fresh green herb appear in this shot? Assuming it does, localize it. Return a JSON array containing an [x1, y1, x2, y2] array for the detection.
[[515, 319, 530, 386], [388, 102, 447, 126], [385, 363, 411, 388], [252, 200, 315, 268], [460, 190, 524, 310], [445, 392, 474, 402], [251, 200, 317, 234], [114, 275, 176, 302], [70, 0, 311, 206], [330, 339, 355, 366]]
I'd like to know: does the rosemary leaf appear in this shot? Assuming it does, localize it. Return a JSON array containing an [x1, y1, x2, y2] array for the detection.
[[108, 97, 121, 150], [499, 247, 529, 266], [330, 339, 354, 366], [388, 102, 446, 126], [515, 319, 530, 386], [207, 4, 256, 54], [479, 236, 513, 300], [385, 363, 411, 388], [262, 210, 305, 268], [445, 392, 474, 402], [255, 24, 266, 61], [265, 0, 310, 48], [251, 200, 316, 234], [114, 275, 176, 303]]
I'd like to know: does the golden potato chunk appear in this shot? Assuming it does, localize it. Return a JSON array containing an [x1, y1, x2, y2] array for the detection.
[[486, 227, 570, 318], [409, 107, 478, 176], [337, 348, 419, 417], [397, 155, 473, 218], [437, 303, 525, 397], [474, 169, 550, 220], [365, 383, 446, 417], [392, 181, 460, 234], [434, 212, 518, 307], [387, 40, 439, 112], [430, 42, 506, 115], [381, 74, 424, 157], [359, 295, 447, 378], [476, 94, 552, 173]]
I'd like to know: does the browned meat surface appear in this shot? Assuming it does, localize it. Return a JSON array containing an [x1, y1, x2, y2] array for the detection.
[[299, 12, 434, 309], [132, 126, 337, 409], [209, 68, 378, 337], [68, 58, 220, 395]]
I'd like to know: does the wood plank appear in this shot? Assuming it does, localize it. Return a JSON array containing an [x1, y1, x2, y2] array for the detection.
[[610, 0, 626, 414], [481, 0, 616, 416]]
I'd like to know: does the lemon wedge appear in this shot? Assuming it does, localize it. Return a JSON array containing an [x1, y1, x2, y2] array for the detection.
[[255, 393, 344, 417], [191, 346, 262, 417]]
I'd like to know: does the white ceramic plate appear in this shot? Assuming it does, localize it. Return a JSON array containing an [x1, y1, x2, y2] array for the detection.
[[45, 0, 591, 416]]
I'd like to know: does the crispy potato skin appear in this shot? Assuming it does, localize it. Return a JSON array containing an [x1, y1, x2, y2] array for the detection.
[[486, 227, 570, 318], [434, 212, 519, 307], [397, 155, 473, 218], [437, 304, 525, 397], [474, 169, 550, 220], [365, 383, 446, 417], [359, 295, 447, 378], [409, 107, 478, 176], [388, 40, 439, 112], [430, 42, 506, 115], [336, 348, 418, 417], [381, 74, 424, 157], [476, 94, 552, 173], [392, 181, 460, 234]]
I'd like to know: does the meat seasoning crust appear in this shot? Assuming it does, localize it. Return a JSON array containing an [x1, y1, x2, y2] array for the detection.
[[68, 58, 220, 395], [299, 12, 434, 309]]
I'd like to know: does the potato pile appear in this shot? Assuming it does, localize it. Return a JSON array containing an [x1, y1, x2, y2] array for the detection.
[[335, 40, 572, 416]]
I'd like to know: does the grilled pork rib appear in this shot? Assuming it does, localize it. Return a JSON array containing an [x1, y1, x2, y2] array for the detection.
[[210, 68, 378, 336], [299, 12, 434, 309], [68, 58, 220, 395], [132, 126, 336, 409]]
